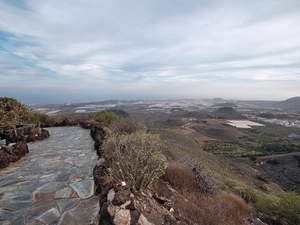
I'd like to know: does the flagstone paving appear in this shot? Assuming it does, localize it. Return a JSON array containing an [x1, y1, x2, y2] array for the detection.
[[0, 127, 99, 225]]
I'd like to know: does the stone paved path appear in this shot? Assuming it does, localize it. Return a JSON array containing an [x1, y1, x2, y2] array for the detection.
[[0, 127, 99, 225]]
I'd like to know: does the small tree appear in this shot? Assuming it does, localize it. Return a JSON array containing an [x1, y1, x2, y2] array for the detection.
[[0, 97, 28, 133], [25, 111, 50, 124], [102, 130, 167, 191], [90, 111, 118, 127], [109, 117, 147, 135]]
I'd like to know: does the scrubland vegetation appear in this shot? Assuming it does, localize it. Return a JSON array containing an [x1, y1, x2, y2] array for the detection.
[[0, 97, 28, 132], [2, 97, 300, 224], [94, 116, 252, 224], [102, 130, 167, 192]]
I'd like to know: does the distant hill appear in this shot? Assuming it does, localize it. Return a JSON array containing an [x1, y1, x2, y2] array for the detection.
[[215, 107, 236, 114], [240, 97, 300, 112], [276, 97, 300, 111], [106, 109, 129, 118], [213, 102, 237, 108], [212, 97, 224, 101], [212, 107, 246, 119]]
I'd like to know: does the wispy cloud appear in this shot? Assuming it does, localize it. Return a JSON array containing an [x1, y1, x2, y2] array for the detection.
[[0, 0, 299, 103]]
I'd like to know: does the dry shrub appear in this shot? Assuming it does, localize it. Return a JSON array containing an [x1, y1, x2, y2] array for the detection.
[[109, 117, 147, 135], [162, 162, 199, 195], [102, 130, 167, 192], [163, 161, 219, 196], [186, 161, 220, 196], [175, 191, 251, 225]]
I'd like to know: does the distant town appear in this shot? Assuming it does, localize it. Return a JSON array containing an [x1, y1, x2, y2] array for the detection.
[[245, 114, 300, 128], [29, 98, 300, 129]]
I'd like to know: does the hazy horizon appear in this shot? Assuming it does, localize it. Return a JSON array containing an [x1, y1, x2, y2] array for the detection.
[[21, 95, 300, 105], [1, 0, 300, 103]]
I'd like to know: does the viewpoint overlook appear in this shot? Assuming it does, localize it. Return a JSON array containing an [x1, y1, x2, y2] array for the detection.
[[1, 96, 300, 224]]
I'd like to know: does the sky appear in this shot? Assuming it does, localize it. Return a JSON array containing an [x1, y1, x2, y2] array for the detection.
[[0, 0, 300, 103]]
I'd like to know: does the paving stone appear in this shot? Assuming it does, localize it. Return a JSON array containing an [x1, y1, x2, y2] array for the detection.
[[11, 215, 26, 225], [70, 179, 94, 199], [18, 181, 41, 192], [39, 172, 61, 181], [0, 186, 18, 193], [56, 198, 80, 212], [85, 162, 96, 169], [0, 201, 33, 211], [49, 219, 59, 225], [34, 192, 54, 203], [0, 192, 33, 211], [55, 173, 71, 182], [0, 179, 26, 187], [18, 174, 41, 180], [28, 219, 44, 225], [37, 208, 60, 224], [54, 186, 77, 199], [26, 198, 56, 222], [0, 210, 13, 221], [0, 221, 11, 225], [35, 182, 67, 193], [0, 127, 97, 223], [86, 170, 94, 179], [68, 174, 84, 183], [57, 196, 99, 225], [69, 167, 82, 174]]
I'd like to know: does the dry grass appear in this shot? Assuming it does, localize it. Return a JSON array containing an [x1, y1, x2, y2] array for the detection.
[[162, 162, 199, 195], [175, 191, 251, 225], [162, 162, 250, 224]]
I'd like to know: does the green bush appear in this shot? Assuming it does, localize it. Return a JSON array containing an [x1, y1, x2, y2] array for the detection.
[[90, 111, 118, 127], [25, 112, 50, 124], [109, 117, 147, 134], [0, 97, 28, 133], [102, 130, 167, 191], [253, 191, 300, 225], [275, 192, 300, 225]]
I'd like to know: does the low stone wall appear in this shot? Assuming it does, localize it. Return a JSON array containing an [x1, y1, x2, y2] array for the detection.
[[93, 158, 154, 225], [80, 120, 155, 224], [0, 141, 29, 169], [79, 120, 106, 157], [0, 125, 50, 170], [2, 124, 50, 145]]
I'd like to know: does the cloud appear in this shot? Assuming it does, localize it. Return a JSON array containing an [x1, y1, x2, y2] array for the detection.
[[0, 0, 299, 102]]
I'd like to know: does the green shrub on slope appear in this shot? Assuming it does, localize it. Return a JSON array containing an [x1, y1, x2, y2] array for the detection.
[[91, 111, 118, 127], [102, 130, 167, 191]]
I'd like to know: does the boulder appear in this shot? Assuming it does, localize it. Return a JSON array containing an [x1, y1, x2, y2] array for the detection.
[[26, 129, 50, 142], [0, 149, 10, 169], [12, 141, 29, 159], [26, 134, 37, 142], [80, 120, 99, 129], [39, 129, 50, 140], [4, 125, 50, 144], [94, 159, 154, 225]]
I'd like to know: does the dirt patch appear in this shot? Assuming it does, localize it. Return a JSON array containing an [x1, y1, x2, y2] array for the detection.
[[190, 132, 216, 143], [191, 125, 246, 141], [254, 153, 300, 193]]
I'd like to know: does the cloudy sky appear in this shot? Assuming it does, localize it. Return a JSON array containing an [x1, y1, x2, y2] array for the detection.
[[0, 0, 300, 103]]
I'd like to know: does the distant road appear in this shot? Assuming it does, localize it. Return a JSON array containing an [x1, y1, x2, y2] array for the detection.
[[257, 152, 300, 160]]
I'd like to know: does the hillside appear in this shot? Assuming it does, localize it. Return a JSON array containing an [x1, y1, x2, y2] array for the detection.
[[213, 102, 238, 108], [276, 96, 300, 111], [240, 96, 300, 112], [211, 107, 246, 119]]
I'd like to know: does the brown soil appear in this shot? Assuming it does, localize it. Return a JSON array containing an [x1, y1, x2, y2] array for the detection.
[[191, 125, 246, 141]]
